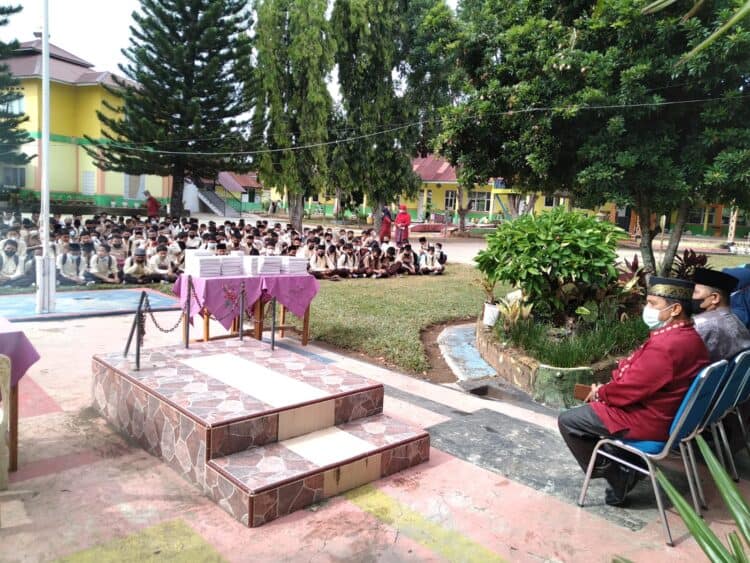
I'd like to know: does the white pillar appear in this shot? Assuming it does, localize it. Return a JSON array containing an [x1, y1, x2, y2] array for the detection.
[[35, 0, 55, 314], [728, 207, 739, 244]]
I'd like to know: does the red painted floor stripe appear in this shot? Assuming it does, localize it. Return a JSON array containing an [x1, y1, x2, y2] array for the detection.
[[19, 375, 62, 418], [9, 450, 101, 483]]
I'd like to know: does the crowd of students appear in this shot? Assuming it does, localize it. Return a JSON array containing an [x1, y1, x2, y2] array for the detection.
[[0, 210, 447, 288]]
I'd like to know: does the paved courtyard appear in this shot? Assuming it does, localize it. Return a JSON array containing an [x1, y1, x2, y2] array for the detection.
[[1, 309, 748, 562]]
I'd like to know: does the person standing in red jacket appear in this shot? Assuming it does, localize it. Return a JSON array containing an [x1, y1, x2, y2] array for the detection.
[[394, 204, 410, 245], [379, 206, 392, 243], [144, 190, 161, 222], [558, 276, 709, 506]]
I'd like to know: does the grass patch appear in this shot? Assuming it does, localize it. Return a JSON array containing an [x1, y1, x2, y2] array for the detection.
[[499, 316, 649, 368], [705, 254, 749, 270], [294, 264, 491, 373]]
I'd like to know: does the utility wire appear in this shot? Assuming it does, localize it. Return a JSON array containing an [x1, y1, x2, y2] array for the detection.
[[96, 93, 750, 157]]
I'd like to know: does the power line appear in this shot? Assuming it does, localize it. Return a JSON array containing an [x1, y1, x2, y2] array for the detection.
[[98, 93, 750, 157]]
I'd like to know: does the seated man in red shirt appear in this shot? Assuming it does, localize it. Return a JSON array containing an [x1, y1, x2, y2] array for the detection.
[[558, 276, 709, 506]]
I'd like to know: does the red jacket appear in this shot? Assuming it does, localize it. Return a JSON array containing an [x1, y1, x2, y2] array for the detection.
[[592, 322, 709, 441], [146, 196, 161, 217]]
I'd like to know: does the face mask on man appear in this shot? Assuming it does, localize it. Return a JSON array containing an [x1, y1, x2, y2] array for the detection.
[[4, 248, 15, 257], [642, 303, 676, 330]]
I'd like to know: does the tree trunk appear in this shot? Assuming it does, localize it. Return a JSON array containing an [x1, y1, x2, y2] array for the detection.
[[659, 200, 689, 277], [508, 194, 520, 218], [373, 198, 384, 232], [288, 192, 305, 232], [457, 208, 468, 232], [637, 205, 657, 274], [170, 160, 185, 217]]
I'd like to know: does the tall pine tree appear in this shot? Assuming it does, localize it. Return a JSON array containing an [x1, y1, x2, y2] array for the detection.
[[0, 5, 31, 167], [331, 0, 420, 228], [86, 0, 251, 216], [253, 0, 333, 231]]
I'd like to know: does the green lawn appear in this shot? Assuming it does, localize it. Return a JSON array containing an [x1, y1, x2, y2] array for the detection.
[[296, 265, 489, 374], [705, 254, 749, 270]]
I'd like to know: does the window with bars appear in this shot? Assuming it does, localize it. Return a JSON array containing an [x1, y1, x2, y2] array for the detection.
[[2, 167, 25, 188], [468, 190, 491, 212], [444, 190, 456, 210]]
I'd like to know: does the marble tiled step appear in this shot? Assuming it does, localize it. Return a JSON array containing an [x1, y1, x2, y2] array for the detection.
[[205, 413, 430, 527], [93, 339, 384, 460]]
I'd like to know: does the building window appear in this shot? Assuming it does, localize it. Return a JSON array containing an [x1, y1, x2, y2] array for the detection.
[[124, 174, 145, 200], [1, 92, 24, 116], [544, 195, 566, 208], [444, 190, 456, 210], [468, 190, 491, 212], [3, 166, 25, 188]]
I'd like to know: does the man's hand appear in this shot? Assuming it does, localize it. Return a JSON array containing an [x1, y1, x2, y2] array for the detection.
[[585, 383, 603, 403]]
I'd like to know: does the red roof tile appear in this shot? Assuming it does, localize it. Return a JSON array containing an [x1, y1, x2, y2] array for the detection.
[[411, 155, 458, 183]]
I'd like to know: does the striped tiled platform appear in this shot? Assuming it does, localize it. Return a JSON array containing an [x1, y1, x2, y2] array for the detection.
[[92, 339, 429, 527]]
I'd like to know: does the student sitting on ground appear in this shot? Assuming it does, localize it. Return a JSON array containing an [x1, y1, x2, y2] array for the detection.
[[309, 244, 339, 280], [123, 248, 155, 284], [86, 243, 120, 285], [397, 246, 417, 275], [56, 242, 86, 286], [419, 245, 444, 275], [363, 246, 388, 278], [148, 244, 178, 282], [0, 239, 31, 287]]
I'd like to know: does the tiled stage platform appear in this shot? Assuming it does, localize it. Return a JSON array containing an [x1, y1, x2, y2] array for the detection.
[[91, 339, 429, 527]]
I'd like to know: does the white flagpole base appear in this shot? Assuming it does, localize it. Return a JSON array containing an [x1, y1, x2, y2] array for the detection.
[[35, 255, 56, 314]]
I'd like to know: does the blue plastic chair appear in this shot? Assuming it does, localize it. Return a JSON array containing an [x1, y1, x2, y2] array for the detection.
[[577, 360, 729, 546], [697, 350, 750, 485], [726, 353, 750, 462]]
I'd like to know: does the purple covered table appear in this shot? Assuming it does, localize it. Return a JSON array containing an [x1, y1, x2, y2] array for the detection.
[[173, 274, 319, 345], [0, 317, 41, 471]]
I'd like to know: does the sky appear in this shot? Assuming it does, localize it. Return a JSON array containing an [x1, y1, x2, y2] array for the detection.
[[1, 0, 140, 72], [2, 1, 458, 74]]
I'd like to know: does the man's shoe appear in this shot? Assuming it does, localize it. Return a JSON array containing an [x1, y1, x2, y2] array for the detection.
[[604, 468, 640, 506]]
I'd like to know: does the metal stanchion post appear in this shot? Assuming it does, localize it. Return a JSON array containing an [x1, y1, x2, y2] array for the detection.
[[185, 276, 191, 348], [271, 298, 276, 350], [239, 286, 245, 342]]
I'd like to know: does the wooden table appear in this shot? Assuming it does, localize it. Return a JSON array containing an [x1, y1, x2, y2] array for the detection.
[[0, 318, 40, 472], [174, 274, 318, 345]]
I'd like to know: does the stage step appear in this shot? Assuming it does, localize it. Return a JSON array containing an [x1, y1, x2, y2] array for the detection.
[[93, 339, 383, 486], [205, 413, 430, 527]]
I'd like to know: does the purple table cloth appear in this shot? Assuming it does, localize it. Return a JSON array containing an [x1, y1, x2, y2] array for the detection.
[[0, 318, 41, 387], [174, 274, 319, 330]]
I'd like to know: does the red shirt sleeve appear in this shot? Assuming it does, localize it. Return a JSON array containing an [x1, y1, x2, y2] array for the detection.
[[597, 340, 674, 407]]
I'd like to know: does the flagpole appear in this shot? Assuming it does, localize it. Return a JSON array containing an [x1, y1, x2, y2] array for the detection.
[[35, 0, 55, 313]]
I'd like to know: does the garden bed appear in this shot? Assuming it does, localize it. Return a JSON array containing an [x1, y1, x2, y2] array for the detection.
[[475, 321, 617, 408]]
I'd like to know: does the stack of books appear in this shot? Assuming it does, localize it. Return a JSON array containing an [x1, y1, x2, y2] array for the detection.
[[243, 256, 260, 276], [220, 256, 244, 277], [281, 256, 309, 275], [259, 256, 282, 275], [184, 252, 222, 278]]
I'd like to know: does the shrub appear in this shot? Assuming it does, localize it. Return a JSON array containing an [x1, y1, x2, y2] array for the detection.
[[475, 207, 627, 323], [497, 315, 649, 367]]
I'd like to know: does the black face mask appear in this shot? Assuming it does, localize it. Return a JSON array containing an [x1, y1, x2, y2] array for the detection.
[[4, 249, 15, 257], [691, 299, 706, 314]]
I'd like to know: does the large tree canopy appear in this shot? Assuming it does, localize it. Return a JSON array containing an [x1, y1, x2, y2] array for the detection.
[[331, 0, 420, 225], [436, 0, 750, 275], [253, 0, 333, 231], [0, 5, 31, 168], [86, 0, 251, 216]]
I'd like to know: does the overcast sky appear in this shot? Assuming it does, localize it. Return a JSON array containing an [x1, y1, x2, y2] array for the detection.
[[1, 0, 458, 75]]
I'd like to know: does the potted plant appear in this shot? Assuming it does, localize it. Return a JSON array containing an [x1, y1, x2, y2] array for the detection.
[[479, 275, 500, 326]]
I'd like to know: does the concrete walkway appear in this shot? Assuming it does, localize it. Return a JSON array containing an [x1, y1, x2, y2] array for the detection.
[[1, 310, 747, 561]]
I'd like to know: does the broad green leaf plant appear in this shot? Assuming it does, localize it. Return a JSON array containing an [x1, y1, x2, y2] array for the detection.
[[475, 208, 626, 323]]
